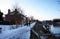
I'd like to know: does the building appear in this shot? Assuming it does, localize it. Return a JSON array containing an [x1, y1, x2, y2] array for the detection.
[[5, 9, 26, 25], [53, 19, 60, 27]]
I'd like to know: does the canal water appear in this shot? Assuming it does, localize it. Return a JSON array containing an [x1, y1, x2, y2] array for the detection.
[[49, 25, 60, 37]]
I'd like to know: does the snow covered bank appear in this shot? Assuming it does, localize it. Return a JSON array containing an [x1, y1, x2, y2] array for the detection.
[[0, 22, 36, 39]]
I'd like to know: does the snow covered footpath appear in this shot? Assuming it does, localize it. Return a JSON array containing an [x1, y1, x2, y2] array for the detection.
[[0, 22, 36, 39]]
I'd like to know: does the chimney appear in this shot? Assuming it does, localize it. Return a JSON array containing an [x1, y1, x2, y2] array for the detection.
[[8, 9, 11, 15]]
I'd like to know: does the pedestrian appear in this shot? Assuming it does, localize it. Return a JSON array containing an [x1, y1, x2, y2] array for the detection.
[[0, 28, 2, 33]]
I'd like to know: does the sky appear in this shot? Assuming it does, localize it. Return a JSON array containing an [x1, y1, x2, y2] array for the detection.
[[0, 0, 60, 21]]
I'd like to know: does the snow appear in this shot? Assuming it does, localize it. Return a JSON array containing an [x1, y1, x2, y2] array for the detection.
[[0, 22, 36, 39], [0, 25, 11, 31]]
